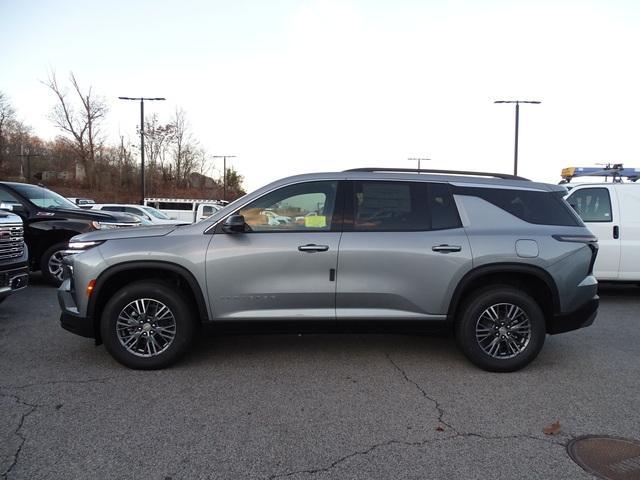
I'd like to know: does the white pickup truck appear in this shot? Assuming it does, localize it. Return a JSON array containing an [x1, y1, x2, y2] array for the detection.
[[565, 183, 640, 282]]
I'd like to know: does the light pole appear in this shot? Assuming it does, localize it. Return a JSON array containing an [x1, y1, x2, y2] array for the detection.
[[494, 100, 541, 176], [212, 155, 236, 201], [118, 96, 166, 204], [17, 145, 41, 181], [408, 157, 430, 171]]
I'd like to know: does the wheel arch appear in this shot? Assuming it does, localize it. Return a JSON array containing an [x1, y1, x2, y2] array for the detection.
[[447, 263, 560, 323], [88, 261, 209, 344], [33, 229, 81, 265]]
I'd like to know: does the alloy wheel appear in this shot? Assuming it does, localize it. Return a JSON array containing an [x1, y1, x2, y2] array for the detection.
[[116, 298, 177, 357], [47, 251, 65, 282], [475, 302, 532, 359]]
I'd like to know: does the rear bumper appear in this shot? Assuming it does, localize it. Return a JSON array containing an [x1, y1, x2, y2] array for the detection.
[[548, 295, 599, 334], [58, 282, 95, 339], [0, 265, 29, 299]]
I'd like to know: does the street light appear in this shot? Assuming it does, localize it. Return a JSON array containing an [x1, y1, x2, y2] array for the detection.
[[118, 96, 166, 204], [17, 145, 41, 181], [494, 100, 541, 176], [408, 157, 430, 171], [212, 155, 236, 201]]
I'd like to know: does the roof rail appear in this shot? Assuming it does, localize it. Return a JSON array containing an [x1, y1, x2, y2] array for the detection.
[[344, 167, 529, 181]]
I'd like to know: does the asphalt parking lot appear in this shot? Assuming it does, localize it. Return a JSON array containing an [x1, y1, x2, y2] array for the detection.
[[1, 278, 639, 480]]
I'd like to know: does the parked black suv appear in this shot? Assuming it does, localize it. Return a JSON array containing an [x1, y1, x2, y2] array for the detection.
[[0, 182, 140, 286]]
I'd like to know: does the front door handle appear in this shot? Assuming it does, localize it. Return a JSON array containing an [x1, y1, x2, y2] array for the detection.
[[613, 225, 619, 239], [298, 244, 329, 252], [432, 244, 462, 253]]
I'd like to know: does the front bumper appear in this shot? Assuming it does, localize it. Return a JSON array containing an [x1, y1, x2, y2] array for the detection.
[[58, 280, 95, 339], [548, 295, 599, 334], [0, 264, 29, 299]]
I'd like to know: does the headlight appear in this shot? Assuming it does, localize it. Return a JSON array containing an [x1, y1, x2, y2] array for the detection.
[[61, 240, 104, 264], [91, 221, 138, 229], [68, 240, 104, 250]]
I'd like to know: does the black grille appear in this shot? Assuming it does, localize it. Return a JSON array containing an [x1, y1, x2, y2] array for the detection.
[[0, 223, 25, 260]]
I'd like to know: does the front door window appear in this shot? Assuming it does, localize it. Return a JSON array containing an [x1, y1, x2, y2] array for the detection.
[[237, 181, 338, 232]]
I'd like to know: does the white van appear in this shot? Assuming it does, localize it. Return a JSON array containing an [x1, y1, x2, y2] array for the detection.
[[144, 198, 224, 223], [565, 183, 640, 281]]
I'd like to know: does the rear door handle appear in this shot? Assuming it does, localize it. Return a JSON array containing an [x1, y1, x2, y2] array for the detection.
[[298, 244, 329, 252], [613, 225, 619, 239], [432, 244, 462, 253]]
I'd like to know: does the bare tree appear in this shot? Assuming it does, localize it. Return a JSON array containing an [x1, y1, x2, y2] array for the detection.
[[43, 71, 107, 187], [0, 92, 16, 171], [170, 108, 199, 187], [142, 114, 175, 190]]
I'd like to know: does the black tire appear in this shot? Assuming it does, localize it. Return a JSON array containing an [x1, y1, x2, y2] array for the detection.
[[455, 285, 546, 372], [101, 281, 196, 369], [40, 242, 69, 287]]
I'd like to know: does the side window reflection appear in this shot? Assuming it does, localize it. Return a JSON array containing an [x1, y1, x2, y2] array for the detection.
[[238, 181, 338, 232]]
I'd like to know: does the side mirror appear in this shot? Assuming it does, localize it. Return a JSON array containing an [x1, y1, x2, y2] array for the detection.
[[222, 214, 246, 233], [0, 203, 25, 215]]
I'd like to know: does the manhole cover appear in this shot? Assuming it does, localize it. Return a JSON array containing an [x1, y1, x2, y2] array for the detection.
[[567, 436, 640, 480]]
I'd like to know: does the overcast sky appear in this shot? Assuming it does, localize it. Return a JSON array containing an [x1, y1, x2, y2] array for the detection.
[[2, 0, 639, 190]]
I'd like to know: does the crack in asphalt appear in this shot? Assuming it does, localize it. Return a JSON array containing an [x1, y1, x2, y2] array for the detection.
[[0, 376, 135, 479], [384, 353, 565, 447], [385, 353, 459, 433], [265, 434, 564, 480], [265, 354, 567, 479], [265, 441, 397, 480], [0, 392, 40, 480]]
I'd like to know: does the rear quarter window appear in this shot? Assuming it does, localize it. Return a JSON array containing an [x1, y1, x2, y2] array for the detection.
[[455, 186, 581, 226]]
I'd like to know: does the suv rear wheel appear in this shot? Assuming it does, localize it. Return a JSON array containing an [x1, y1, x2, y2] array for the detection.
[[456, 286, 546, 372], [101, 281, 196, 369]]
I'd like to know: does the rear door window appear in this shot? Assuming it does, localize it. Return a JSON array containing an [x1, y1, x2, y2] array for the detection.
[[352, 181, 430, 231], [429, 183, 461, 230]]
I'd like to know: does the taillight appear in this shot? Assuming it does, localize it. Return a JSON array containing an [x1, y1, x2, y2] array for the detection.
[[587, 243, 599, 274], [552, 235, 598, 274], [552, 234, 598, 243]]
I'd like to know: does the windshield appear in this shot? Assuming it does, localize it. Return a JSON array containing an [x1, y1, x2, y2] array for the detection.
[[141, 206, 171, 219], [12, 184, 78, 209]]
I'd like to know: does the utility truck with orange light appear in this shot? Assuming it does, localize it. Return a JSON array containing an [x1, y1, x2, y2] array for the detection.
[[559, 165, 640, 282]]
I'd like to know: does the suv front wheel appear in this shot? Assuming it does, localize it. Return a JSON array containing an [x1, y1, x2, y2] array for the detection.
[[456, 286, 546, 372], [41, 242, 69, 287], [101, 281, 196, 369]]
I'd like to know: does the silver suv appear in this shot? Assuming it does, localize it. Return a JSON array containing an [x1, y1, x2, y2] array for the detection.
[[58, 168, 599, 371]]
